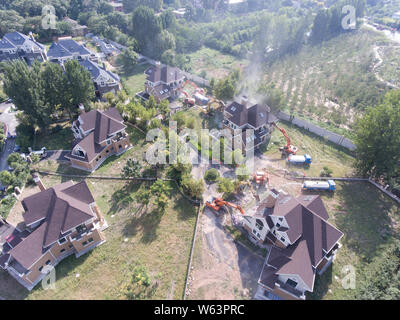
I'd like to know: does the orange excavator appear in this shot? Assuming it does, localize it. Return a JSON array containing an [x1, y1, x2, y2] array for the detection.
[[205, 198, 245, 215], [273, 123, 298, 156]]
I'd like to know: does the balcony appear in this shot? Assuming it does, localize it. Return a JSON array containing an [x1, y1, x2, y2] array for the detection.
[[276, 281, 306, 300]]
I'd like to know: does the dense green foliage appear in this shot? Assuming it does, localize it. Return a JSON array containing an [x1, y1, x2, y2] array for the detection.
[[356, 240, 400, 300], [354, 90, 400, 180], [3, 60, 94, 128]]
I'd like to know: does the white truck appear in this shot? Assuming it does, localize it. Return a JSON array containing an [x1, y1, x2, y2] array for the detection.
[[302, 180, 336, 192]]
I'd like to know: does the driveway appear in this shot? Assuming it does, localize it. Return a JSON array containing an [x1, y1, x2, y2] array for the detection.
[[41, 150, 70, 162], [189, 209, 264, 299], [0, 102, 17, 137], [0, 138, 16, 172]]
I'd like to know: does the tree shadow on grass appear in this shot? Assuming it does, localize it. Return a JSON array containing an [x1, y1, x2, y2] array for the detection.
[[172, 195, 197, 221], [334, 181, 399, 262], [108, 181, 143, 216], [121, 207, 164, 244]]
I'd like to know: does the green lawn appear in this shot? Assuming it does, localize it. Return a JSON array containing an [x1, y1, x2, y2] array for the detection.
[[119, 63, 150, 97], [0, 175, 197, 300], [264, 121, 355, 177], [34, 121, 74, 150], [308, 181, 400, 300], [0, 125, 197, 300], [186, 47, 249, 80]]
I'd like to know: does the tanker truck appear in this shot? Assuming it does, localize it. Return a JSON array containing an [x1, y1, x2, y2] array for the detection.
[[302, 180, 336, 192], [287, 154, 312, 165]]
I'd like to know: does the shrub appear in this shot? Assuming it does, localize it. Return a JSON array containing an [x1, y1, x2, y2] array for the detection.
[[320, 166, 333, 177], [204, 168, 219, 182]]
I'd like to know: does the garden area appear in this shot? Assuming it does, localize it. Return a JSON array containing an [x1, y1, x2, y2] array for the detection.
[[259, 28, 390, 137], [0, 172, 198, 300], [186, 47, 249, 80]]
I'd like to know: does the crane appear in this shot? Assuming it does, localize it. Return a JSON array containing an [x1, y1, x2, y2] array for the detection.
[[272, 123, 298, 156], [205, 198, 245, 215]]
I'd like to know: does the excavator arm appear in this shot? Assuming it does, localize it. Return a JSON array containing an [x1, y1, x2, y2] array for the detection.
[[207, 198, 244, 215], [272, 123, 298, 155]]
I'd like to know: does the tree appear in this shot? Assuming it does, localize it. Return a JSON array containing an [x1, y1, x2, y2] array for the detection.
[[215, 78, 235, 101], [63, 60, 95, 119], [122, 158, 142, 178], [217, 177, 235, 199], [158, 99, 170, 118], [131, 6, 162, 54], [181, 174, 204, 200], [204, 168, 219, 182], [0, 171, 15, 187], [3, 60, 50, 128], [354, 91, 400, 180], [41, 62, 67, 115], [120, 47, 139, 72]]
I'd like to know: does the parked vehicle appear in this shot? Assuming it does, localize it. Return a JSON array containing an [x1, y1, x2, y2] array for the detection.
[[287, 154, 312, 165], [302, 180, 336, 192]]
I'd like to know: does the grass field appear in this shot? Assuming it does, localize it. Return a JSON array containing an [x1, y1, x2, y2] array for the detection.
[[187, 47, 249, 80], [264, 121, 355, 177], [119, 63, 150, 97], [0, 124, 197, 299], [34, 121, 74, 150], [0, 175, 197, 300], [308, 181, 400, 300]]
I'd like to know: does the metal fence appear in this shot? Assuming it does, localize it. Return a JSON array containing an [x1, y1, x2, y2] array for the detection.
[[276, 111, 356, 151]]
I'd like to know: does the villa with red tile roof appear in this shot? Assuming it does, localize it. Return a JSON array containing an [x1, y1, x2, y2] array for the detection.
[[242, 189, 343, 300], [0, 175, 107, 291], [65, 106, 131, 172]]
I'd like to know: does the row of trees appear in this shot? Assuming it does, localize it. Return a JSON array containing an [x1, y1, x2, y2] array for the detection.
[[2, 60, 94, 129]]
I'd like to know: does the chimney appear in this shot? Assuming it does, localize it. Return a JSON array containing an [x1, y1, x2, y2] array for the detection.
[[29, 31, 34, 41], [32, 173, 46, 191], [155, 61, 161, 69], [78, 103, 85, 114], [264, 188, 280, 208], [241, 95, 248, 108]]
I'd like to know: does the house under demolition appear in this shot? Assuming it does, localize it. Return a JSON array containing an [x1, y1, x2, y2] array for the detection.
[[222, 96, 278, 154], [241, 189, 343, 300]]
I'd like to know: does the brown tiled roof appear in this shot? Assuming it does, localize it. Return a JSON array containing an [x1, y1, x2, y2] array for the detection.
[[225, 102, 278, 128], [79, 108, 125, 144], [261, 193, 343, 292], [12, 181, 96, 269], [145, 64, 183, 84], [68, 108, 125, 163], [297, 195, 329, 221]]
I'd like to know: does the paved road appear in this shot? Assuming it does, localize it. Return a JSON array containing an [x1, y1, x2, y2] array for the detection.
[[0, 138, 16, 172], [0, 102, 17, 137]]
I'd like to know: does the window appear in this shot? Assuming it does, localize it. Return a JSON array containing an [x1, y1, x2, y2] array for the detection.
[[58, 237, 66, 244], [69, 244, 73, 249], [39, 266, 43, 272], [278, 217, 283, 221], [82, 241, 88, 246], [255, 219, 264, 231], [286, 278, 298, 288], [276, 223, 281, 228], [280, 237, 285, 242], [106, 139, 111, 145], [45, 260, 51, 265], [88, 238, 94, 243], [60, 248, 66, 253]]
